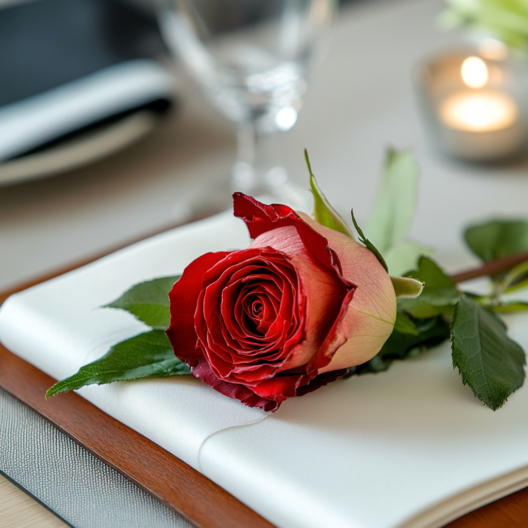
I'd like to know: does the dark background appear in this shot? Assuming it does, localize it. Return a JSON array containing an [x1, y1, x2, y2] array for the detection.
[[0, 0, 372, 107]]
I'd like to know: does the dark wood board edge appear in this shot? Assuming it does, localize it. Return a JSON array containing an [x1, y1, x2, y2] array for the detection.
[[2, 251, 528, 528]]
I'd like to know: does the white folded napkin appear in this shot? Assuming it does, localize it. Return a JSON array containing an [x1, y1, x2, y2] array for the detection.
[[0, 60, 173, 161], [1, 211, 528, 528], [0, 212, 267, 470], [200, 337, 528, 528]]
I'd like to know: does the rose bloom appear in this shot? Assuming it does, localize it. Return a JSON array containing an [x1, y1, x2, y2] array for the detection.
[[167, 194, 396, 411]]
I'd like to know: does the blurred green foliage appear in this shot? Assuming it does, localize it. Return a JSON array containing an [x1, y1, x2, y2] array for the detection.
[[440, 0, 528, 54]]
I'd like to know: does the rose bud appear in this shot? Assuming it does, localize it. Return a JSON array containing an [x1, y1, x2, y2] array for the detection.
[[166, 194, 396, 411]]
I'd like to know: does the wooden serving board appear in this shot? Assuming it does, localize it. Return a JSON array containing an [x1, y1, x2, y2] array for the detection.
[[1, 260, 528, 528]]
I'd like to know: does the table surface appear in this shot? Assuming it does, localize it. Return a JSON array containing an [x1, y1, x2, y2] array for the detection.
[[0, 474, 67, 528], [0, 0, 471, 293], [2, 0, 528, 526]]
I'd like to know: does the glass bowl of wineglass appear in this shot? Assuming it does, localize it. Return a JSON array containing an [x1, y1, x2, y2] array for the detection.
[[157, 0, 336, 217]]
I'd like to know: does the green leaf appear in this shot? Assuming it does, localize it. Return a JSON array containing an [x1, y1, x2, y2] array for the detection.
[[440, 0, 528, 55], [381, 315, 450, 361], [493, 302, 528, 314], [305, 150, 354, 238], [398, 257, 460, 319], [394, 312, 419, 335], [347, 315, 450, 377], [464, 219, 528, 263], [398, 257, 460, 318], [503, 260, 528, 294], [366, 148, 420, 253], [505, 277, 528, 295], [105, 276, 180, 330], [351, 210, 388, 272], [463, 291, 488, 303], [46, 330, 190, 398], [391, 276, 424, 299], [451, 296, 526, 410], [384, 240, 435, 277]]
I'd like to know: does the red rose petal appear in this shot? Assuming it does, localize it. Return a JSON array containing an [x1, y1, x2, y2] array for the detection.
[[166, 251, 231, 366], [295, 368, 349, 397], [192, 356, 280, 412], [252, 228, 349, 373], [167, 195, 378, 412], [233, 193, 347, 280], [193, 248, 308, 385]]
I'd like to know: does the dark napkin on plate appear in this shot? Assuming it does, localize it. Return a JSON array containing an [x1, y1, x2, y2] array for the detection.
[[0, 0, 175, 161]]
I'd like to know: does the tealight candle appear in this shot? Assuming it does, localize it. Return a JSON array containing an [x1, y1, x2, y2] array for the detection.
[[440, 56, 518, 133], [440, 90, 517, 132], [416, 50, 527, 162]]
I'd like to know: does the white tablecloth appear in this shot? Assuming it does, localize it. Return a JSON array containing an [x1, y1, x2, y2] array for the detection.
[[0, 0, 488, 291]]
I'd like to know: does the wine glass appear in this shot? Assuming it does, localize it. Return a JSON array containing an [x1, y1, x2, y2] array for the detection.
[[157, 0, 336, 217]]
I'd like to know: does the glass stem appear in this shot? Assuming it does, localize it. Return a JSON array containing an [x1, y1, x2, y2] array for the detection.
[[231, 121, 286, 196]]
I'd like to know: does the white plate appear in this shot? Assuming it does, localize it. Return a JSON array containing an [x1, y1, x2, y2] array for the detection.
[[0, 110, 160, 186]]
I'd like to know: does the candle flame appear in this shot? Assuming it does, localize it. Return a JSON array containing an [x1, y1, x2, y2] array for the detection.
[[440, 92, 517, 132], [461, 57, 488, 89]]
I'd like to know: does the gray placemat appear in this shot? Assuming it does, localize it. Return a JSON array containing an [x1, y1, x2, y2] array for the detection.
[[0, 388, 193, 528]]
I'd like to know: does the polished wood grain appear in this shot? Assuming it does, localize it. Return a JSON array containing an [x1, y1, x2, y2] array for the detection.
[[1, 264, 527, 528], [0, 474, 68, 528]]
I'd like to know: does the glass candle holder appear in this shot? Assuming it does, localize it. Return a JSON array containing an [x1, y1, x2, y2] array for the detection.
[[415, 43, 528, 162]]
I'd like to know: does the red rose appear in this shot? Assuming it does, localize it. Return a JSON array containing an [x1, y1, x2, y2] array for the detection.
[[166, 194, 396, 411]]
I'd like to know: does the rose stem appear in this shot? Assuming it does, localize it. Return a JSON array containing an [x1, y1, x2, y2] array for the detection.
[[450, 250, 528, 284]]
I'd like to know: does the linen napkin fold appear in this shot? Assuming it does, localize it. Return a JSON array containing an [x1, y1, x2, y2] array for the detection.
[[0, 60, 173, 162], [0, 213, 267, 470]]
